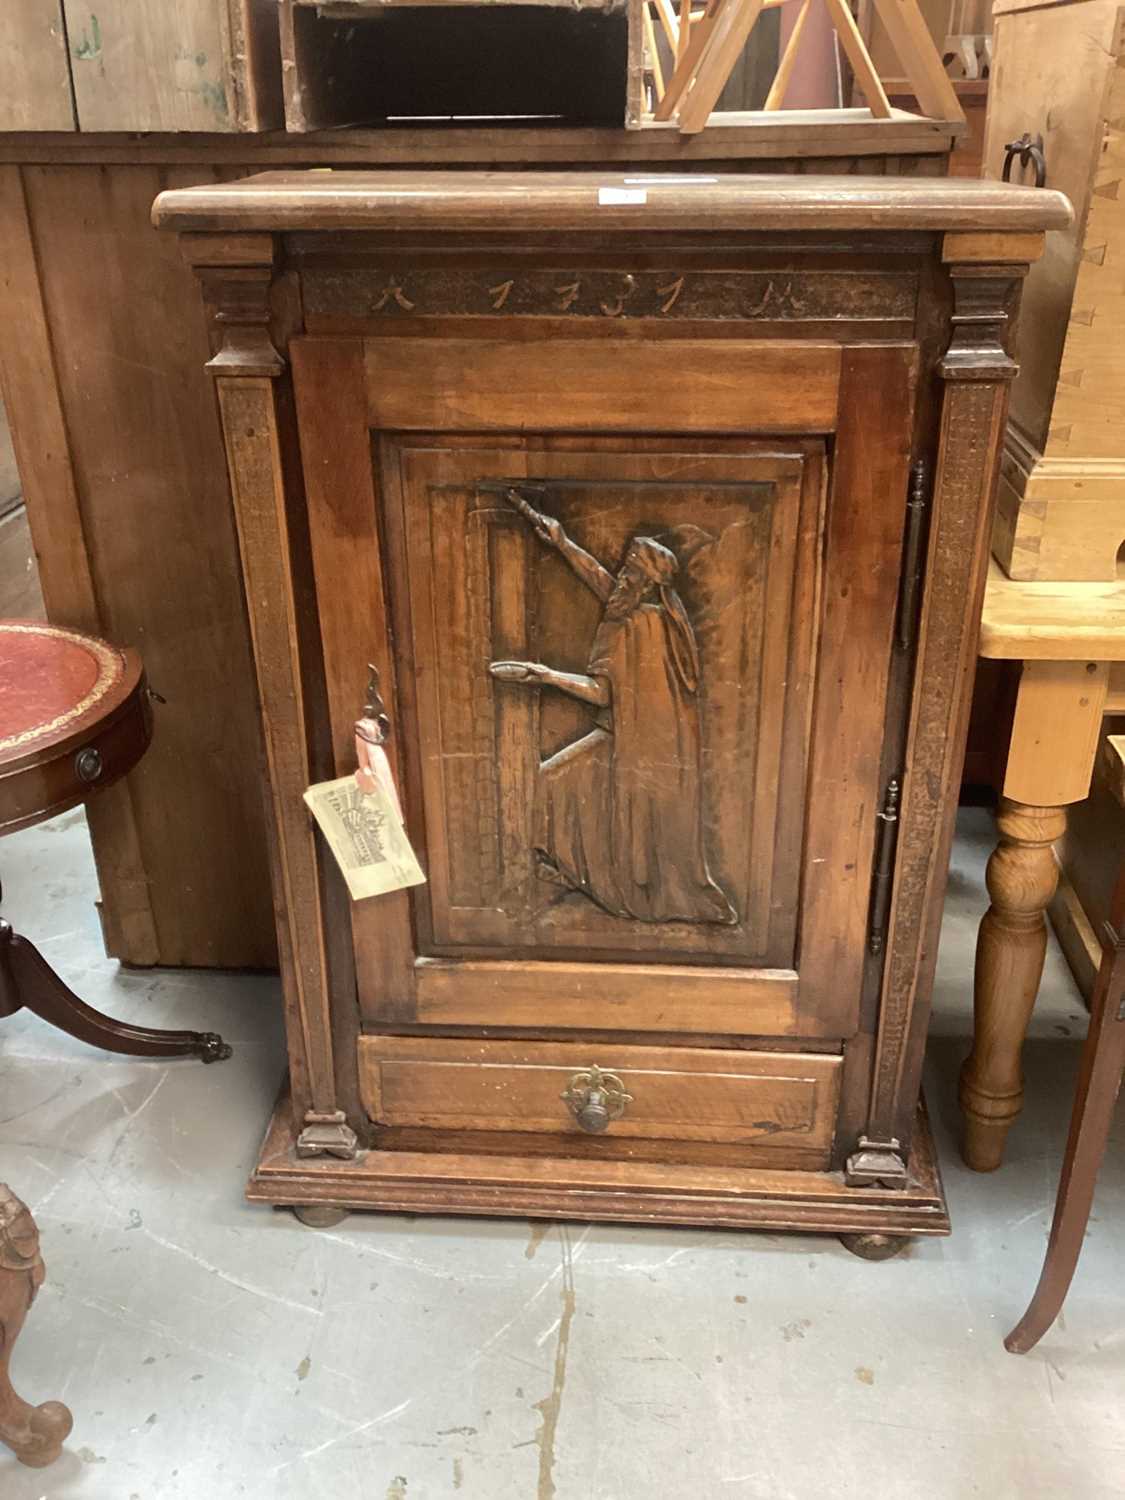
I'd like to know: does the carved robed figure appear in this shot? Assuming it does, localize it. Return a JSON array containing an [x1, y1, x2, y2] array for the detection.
[[490, 492, 735, 926]]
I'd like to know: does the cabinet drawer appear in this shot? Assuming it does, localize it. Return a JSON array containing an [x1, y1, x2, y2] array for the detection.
[[358, 1037, 840, 1153]]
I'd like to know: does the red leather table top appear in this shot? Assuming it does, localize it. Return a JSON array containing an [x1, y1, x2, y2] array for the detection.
[[0, 621, 126, 766]]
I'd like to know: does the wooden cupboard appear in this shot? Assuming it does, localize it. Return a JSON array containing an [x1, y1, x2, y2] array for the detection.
[[154, 171, 1068, 1248]]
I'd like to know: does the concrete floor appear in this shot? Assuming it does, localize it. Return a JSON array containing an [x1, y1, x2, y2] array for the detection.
[[0, 808, 1122, 1499]]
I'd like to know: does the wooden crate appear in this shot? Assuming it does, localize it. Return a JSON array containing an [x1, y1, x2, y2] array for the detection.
[[988, 0, 1125, 581], [68, 0, 284, 131], [280, 0, 631, 130]]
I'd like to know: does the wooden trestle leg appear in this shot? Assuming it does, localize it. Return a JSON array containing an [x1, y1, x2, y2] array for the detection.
[[960, 799, 1067, 1171]]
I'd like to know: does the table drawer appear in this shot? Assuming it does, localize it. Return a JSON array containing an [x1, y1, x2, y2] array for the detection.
[[358, 1037, 840, 1153]]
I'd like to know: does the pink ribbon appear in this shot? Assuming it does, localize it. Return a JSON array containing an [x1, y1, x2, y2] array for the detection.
[[354, 717, 403, 823]]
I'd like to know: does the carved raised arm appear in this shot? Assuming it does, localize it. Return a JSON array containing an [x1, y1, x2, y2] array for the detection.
[[500, 487, 614, 602]]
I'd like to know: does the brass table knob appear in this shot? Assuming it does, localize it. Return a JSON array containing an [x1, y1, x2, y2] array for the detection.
[[561, 1065, 633, 1134]]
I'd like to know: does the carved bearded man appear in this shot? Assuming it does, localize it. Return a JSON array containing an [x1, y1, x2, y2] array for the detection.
[[490, 501, 736, 926]]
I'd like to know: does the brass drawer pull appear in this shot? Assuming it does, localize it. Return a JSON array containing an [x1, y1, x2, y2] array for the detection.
[[561, 1066, 633, 1134]]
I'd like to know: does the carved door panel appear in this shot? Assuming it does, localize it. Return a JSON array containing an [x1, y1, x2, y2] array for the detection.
[[292, 337, 916, 1045], [384, 439, 821, 973]]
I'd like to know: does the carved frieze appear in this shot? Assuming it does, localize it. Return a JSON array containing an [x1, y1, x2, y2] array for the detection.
[[303, 267, 918, 324]]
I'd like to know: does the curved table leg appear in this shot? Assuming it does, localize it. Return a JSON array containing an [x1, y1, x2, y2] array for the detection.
[[959, 800, 1067, 1172], [0, 922, 231, 1062], [0, 1186, 73, 1468], [1006, 915, 1125, 1353]]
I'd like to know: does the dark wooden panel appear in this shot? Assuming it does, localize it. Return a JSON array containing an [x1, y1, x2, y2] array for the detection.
[[17, 163, 275, 967]]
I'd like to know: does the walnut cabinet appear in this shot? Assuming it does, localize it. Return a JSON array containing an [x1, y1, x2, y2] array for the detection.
[[155, 171, 1068, 1246]]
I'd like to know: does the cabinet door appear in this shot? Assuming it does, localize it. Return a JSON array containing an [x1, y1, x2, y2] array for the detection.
[[294, 337, 915, 1044], [391, 438, 818, 967]]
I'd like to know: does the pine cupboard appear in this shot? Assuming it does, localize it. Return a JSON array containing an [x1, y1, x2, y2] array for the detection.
[[155, 171, 1068, 1251]]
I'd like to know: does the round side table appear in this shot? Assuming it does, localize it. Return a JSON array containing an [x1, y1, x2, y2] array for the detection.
[[0, 620, 230, 1062]]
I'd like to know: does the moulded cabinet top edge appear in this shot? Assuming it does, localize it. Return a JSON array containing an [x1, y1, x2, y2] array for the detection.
[[152, 171, 1073, 237]]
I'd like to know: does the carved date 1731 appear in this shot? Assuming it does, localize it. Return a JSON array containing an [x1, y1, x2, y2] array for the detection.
[[489, 487, 736, 927]]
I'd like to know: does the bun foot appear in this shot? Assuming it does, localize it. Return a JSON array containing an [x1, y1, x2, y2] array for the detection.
[[840, 1232, 910, 1261], [292, 1205, 348, 1229], [4, 1400, 74, 1468]]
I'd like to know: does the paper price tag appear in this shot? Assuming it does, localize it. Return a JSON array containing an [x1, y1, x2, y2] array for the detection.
[[303, 775, 426, 902], [598, 187, 647, 206]]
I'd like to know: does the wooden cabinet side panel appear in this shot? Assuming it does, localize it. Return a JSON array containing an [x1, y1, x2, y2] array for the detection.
[[12, 163, 275, 968], [0, 164, 158, 963], [873, 379, 1010, 1148]]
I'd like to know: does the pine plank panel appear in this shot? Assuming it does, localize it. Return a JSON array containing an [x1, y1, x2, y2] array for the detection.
[[62, 0, 282, 132], [0, 3, 75, 131]]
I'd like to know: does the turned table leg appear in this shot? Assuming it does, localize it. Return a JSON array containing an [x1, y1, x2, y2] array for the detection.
[[959, 659, 1108, 1173], [0, 1186, 72, 1468], [960, 800, 1067, 1171]]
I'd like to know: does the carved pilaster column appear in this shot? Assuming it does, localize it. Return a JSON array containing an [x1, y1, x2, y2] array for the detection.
[[847, 233, 1039, 1188], [185, 233, 357, 1162]]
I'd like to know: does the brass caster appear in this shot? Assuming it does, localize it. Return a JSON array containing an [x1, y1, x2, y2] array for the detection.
[[839, 1232, 910, 1262], [291, 1204, 348, 1229]]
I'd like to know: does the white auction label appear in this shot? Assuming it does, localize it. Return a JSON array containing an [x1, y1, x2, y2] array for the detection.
[[304, 775, 426, 902]]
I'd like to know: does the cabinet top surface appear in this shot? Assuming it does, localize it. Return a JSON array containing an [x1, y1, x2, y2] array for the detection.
[[152, 170, 1072, 236]]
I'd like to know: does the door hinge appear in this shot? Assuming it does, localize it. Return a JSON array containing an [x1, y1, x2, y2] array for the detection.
[[868, 778, 901, 955], [896, 460, 930, 653]]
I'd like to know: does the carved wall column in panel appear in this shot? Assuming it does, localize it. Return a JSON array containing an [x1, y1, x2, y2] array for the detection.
[[188, 237, 357, 1161], [848, 240, 1031, 1187]]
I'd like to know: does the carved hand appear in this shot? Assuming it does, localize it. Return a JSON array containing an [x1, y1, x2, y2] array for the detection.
[[530, 512, 564, 548], [489, 661, 547, 684]]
